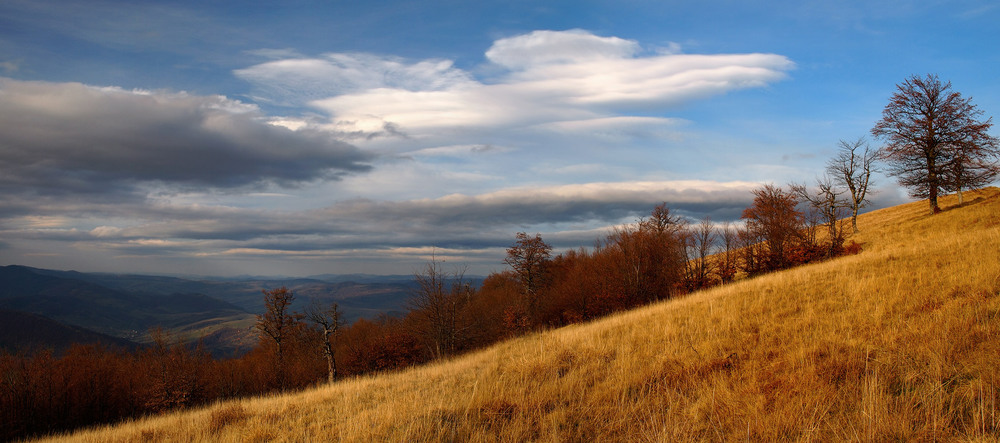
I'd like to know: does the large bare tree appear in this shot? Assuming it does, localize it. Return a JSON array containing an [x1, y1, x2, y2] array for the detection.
[[871, 74, 999, 213], [827, 137, 877, 232]]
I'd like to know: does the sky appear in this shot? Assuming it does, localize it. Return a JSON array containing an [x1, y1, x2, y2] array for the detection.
[[1, 0, 998, 277]]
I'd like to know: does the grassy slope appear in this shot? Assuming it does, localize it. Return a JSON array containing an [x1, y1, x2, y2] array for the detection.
[[45, 189, 1000, 442]]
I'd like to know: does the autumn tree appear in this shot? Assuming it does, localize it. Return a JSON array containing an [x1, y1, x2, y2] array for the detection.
[[872, 74, 1000, 213], [504, 232, 552, 323], [605, 203, 687, 304], [306, 300, 344, 383], [827, 137, 877, 232], [409, 256, 473, 359], [142, 328, 210, 412], [741, 184, 804, 273], [255, 287, 301, 390]]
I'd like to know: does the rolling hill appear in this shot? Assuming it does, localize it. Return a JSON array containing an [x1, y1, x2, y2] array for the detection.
[[41, 188, 1000, 441], [0, 267, 427, 356]]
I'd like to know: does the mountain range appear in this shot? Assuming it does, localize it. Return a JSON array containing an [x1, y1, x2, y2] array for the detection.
[[0, 265, 444, 356]]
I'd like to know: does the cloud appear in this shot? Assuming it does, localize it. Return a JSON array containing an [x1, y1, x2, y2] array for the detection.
[[1, 177, 759, 274], [235, 52, 475, 106], [0, 78, 374, 205], [235, 29, 794, 141], [484, 29, 641, 69], [14, 179, 756, 247]]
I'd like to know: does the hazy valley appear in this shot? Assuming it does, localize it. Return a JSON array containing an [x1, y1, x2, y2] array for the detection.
[[0, 266, 428, 357]]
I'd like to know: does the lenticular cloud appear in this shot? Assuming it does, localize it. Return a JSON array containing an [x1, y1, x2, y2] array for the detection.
[[235, 29, 794, 138]]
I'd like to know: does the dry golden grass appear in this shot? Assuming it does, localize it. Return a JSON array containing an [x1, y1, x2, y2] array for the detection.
[[40, 188, 1000, 442]]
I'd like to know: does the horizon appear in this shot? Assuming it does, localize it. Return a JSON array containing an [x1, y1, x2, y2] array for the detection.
[[1, 1, 997, 276]]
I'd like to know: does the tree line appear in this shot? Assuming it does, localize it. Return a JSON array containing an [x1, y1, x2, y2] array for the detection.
[[1, 73, 997, 441]]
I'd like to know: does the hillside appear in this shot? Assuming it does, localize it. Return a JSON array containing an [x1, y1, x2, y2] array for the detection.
[[0, 310, 138, 355], [0, 266, 255, 350], [44, 188, 1000, 442]]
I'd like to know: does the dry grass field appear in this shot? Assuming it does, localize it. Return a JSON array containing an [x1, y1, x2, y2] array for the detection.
[[40, 188, 1000, 442]]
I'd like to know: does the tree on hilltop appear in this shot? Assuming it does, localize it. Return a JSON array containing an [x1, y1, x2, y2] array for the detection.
[[872, 74, 999, 213]]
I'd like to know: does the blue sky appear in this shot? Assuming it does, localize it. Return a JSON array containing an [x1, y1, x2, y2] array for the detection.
[[1, 0, 997, 276]]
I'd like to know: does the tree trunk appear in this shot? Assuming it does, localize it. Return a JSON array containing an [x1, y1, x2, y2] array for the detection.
[[929, 186, 940, 213]]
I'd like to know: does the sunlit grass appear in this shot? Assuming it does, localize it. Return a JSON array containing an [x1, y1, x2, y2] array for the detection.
[[40, 188, 1000, 442]]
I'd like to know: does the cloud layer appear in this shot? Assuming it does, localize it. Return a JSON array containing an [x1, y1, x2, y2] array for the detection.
[[1, 180, 759, 274]]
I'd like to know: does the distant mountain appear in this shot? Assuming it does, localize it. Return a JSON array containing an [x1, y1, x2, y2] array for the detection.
[[0, 265, 452, 356], [0, 265, 254, 351], [0, 309, 138, 355], [33, 267, 446, 322]]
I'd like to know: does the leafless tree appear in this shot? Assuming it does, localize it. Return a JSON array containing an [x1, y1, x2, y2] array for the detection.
[[683, 216, 716, 290], [716, 221, 739, 283], [872, 74, 999, 213], [306, 300, 344, 383], [255, 287, 300, 389], [827, 137, 877, 232], [410, 255, 473, 359], [947, 146, 1000, 205], [791, 176, 849, 256]]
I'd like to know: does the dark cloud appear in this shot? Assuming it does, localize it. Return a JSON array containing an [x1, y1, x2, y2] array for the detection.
[[0, 78, 374, 203]]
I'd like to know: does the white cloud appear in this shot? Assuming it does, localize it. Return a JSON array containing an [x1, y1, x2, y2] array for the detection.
[[236, 29, 794, 141], [235, 52, 475, 105], [484, 29, 641, 69]]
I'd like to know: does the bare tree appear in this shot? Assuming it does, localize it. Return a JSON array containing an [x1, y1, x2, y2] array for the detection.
[[683, 217, 717, 290], [872, 74, 999, 213], [306, 300, 344, 383], [716, 221, 739, 283], [410, 255, 473, 359], [791, 176, 849, 256], [255, 287, 300, 389], [827, 137, 877, 232], [947, 146, 1000, 205]]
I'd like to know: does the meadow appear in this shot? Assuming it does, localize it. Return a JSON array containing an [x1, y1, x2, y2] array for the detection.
[[40, 188, 1000, 442]]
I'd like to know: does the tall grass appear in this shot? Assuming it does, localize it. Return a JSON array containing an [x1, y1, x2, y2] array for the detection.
[[40, 188, 1000, 442]]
